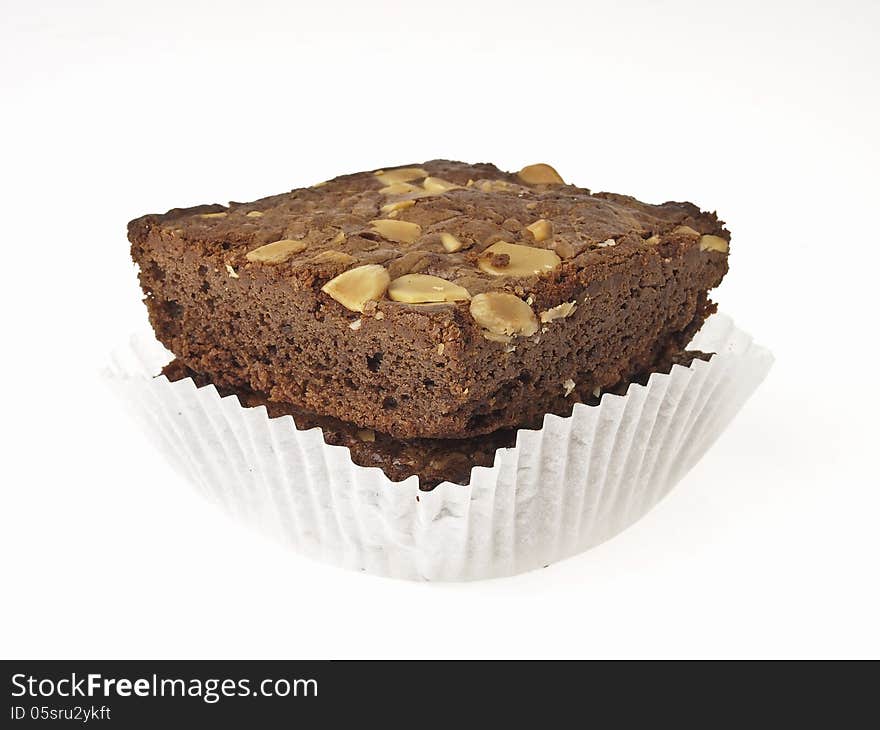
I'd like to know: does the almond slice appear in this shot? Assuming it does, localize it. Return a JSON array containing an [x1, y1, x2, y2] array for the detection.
[[699, 234, 729, 252], [245, 239, 308, 264], [517, 163, 565, 185], [374, 167, 428, 186], [369, 219, 422, 245], [477, 241, 561, 277], [388, 274, 471, 303], [470, 292, 539, 337], [440, 232, 463, 252], [422, 177, 460, 193], [380, 199, 416, 214], [540, 301, 577, 323], [312, 250, 355, 266], [321, 264, 390, 313], [379, 181, 420, 196], [526, 219, 553, 242]]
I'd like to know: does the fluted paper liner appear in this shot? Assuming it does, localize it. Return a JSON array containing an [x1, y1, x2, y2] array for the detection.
[[105, 313, 772, 581]]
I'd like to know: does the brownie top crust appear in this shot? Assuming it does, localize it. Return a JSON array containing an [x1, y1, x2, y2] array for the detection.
[[129, 160, 728, 333]]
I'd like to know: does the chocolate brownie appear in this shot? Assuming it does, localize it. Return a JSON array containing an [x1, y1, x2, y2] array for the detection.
[[130, 161, 729, 439], [162, 349, 711, 489]]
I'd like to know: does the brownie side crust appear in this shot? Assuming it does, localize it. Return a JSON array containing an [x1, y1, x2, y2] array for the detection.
[[162, 350, 711, 489], [131, 161, 729, 440]]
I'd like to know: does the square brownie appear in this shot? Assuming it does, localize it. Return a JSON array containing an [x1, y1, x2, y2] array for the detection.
[[130, 161, 729, 439]]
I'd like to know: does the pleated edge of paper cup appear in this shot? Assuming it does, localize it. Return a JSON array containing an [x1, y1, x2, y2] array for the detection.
[[102, 312, 774, 501]]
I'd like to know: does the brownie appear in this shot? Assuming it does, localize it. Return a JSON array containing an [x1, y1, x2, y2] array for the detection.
[[130, 161, 729, 440], [162, 349, 712, 489]]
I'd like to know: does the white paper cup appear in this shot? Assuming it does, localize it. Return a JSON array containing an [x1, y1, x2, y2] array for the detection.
[[105, 313, 772, 581]]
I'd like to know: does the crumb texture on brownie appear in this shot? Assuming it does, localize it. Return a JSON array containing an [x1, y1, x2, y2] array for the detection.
[[131, 161, 729, 439]]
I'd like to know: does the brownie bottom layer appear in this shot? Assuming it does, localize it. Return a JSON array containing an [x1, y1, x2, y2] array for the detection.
[[162, 350, 710, 489]]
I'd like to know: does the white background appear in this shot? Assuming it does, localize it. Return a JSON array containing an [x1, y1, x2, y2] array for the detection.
[[2, 0, 878, 659]]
